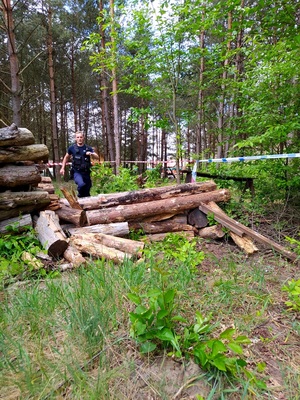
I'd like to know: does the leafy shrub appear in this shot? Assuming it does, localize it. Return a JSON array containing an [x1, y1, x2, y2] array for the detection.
[[282, 279, 300, 312], [91, 163, 139, 193]]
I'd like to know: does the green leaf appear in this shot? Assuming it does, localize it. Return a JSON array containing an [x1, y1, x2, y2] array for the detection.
[[157, 309, 169, 320], [211, 340, 227, 357], [219, 327, 235, 339], [140, 341, 157, 353], [211, 354, 227, 371], [164, 289, 175, 304], [227, 342, 243, 355], [155, 328, 175, 342], [127, 293, 141, 305]]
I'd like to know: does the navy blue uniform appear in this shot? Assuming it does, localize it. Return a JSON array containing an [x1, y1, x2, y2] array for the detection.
[[68, 144, 94, 197]]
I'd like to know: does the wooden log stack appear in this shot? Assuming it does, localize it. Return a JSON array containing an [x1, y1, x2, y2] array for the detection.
[[0, 124, 59, 225]]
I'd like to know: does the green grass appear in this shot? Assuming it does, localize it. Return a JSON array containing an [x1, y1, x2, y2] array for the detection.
[[0, 233, 299, 399]]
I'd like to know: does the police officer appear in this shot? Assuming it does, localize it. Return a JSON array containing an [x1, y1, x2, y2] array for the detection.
[[60, 131, 99, 197]]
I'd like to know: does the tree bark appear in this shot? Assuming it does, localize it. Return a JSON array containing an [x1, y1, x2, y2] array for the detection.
[[64, 181, 217, 210], [69, 237, 131, 263], [129, 220, 196, 235], [143, 231, 195, 243], [0, 213, 32, 233], [35, 210, 69, 258], [71, 232, 144, 256], [55, 204, 87, 227], [0, 164, 41, 188], [86, 189, 230, 225], [0, 126, 35, 147], [0, 144, 49, 163], [61, 221, 129, 237], [63, 245, 86, 267], [198, 224, 225, 239]]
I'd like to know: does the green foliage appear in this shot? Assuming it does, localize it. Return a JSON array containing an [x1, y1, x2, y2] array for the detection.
[[128, 286, 265, 389], [0, 227, 53, 286], [144, 164, 168, 188], [143, 233, 205, 272], [91, 164, 139, 194], [282, 279, 300, 312]]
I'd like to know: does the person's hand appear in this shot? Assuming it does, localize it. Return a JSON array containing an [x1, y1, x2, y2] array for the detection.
[[60, 167, 64, 175]]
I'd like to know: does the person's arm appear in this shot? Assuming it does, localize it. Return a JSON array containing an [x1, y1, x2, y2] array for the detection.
[[60, 153, 71, 175], [86, 149, 99, 159]]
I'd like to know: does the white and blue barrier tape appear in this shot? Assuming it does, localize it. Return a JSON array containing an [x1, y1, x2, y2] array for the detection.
[[198, 153, 300, 163]]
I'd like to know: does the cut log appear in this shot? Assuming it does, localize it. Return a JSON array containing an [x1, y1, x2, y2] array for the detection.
[[0, 125, 35, 147], [0, 191, 51, 221], [0, 144, 49, 164], [187, 208, 208, 228], [200, 202, 258, 255], [142, 231, 195, 243], [69, 237, 132, 263], [0, 190, 51, 210], [35, 210, 69, 258], [63, 245, 87, 267], [0, 214, 32, 234], [60, 186, 82, 210], [55, 204, 87, 226], [71, 232, 144, 256], [61, 221, 129, 237], [199, 202, 297, 261], [198, 224, 225, 239], [86, 189, 231, 225], [129, 220, 196, 234], [61, 181, 218, 210], [0, 164, 41, 188]]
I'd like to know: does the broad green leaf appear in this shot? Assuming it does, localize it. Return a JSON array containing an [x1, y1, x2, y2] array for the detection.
[[219, 327, 235, 339], [127, 293, 141, 305], [211, 340, 227, 357], [227, 342, 243, 355], [140, 341, 156, 354]]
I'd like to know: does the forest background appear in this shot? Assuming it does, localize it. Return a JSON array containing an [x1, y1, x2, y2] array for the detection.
[[1, 0, 300, 191]]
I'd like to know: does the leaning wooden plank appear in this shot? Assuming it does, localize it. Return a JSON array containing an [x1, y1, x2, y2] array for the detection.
[[69, 237, 132, 263], [199, 202, 297, 261], [35, 210, 69, 258], [71, 232, 144, 257], [202, 201, 258, 255], [0, 144, 49, 163], [0, 164, 41, 188], [0, 125, 35, 147], [60, 181, 218, 210], [61, 222, 129, 237], [60, 186, 82, 210], [86, 189, 231, 225], [0, 214, 32, 234]]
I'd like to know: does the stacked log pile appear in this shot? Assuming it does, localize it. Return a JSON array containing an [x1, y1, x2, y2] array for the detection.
[[0, 124, 59, 223], [52, 181, 298, 266]]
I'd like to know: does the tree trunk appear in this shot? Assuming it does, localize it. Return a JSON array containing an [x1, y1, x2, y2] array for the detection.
[[46, 7, 60, 181], [86, 189, 230, 225], [2, 0, 21, 125]]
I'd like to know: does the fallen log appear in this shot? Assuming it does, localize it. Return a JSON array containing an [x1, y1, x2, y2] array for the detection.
[[63, 245, 87, 267], [35, 210, 69, 258], [187, 208, 208, 228], [55, 204, 87, 226], [0, 214, 32, 234], [0, 125, 35, 147], [86, 189, 231, 225], [71, 232, 144, 256], [0, 164, 41, 188], [61, 221, 129, 237], [0, 144, 49, 164], [129, 220, 196, 234], [61, 181, 218, 210], [142, 231, 195, 243], [199, 202, 296, 261], [69, 237, 132, 263], [0, 191, 51, 221], [198, 224, 225, 239], [200, 202, 258, 255]]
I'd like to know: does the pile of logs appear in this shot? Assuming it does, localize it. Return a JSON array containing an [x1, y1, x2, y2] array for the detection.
[[33, 180, 297, 267], [0, 124, 297, 268], [0, 124, 59, 221]]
